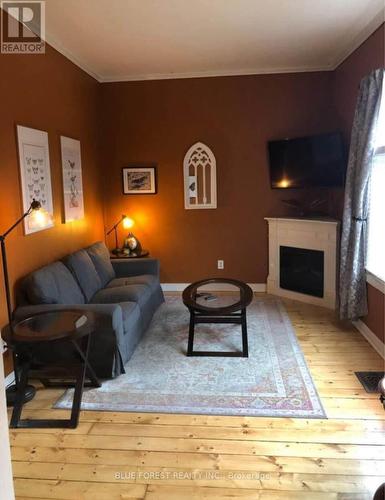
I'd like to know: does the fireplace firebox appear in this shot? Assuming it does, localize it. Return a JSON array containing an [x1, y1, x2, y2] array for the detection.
[[280, 246, 324, 298]]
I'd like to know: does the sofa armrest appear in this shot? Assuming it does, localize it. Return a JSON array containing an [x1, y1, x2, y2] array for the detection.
[[111, 258, 159, 278]]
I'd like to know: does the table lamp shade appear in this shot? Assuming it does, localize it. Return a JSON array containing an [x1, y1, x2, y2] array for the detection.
[[122, 216, 134, 230]]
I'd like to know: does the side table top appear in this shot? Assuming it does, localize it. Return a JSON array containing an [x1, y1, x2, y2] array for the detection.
[[2, 309, 95, 344], [110, 249, 149, 259]]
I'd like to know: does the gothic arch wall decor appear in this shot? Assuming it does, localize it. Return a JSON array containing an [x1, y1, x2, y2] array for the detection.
[[183, 142, 217, 209]]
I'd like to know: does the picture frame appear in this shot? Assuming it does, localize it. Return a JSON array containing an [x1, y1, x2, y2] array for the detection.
[[60, 136, 84, 222], [16, 125, 54, 234], [122, 165, 157, 194]]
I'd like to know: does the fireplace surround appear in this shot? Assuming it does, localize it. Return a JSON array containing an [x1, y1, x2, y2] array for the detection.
[[265, 217, 340, 309]]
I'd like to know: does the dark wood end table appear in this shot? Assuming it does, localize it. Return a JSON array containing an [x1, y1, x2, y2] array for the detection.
[[2, 309, 101, 429], [110, 249, 149, 259], [182, 278, 253, 357]]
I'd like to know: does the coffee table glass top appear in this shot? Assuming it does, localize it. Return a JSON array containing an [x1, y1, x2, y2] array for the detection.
[[183, 278, 253, 314]]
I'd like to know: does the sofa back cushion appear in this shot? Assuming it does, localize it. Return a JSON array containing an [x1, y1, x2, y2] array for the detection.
[[23, 262, 85, 305], [86, 241, 115, 287], [63, 249, 102, 302]]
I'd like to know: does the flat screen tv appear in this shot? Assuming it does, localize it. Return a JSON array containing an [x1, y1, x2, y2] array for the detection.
[[268, 132, 346, 189]]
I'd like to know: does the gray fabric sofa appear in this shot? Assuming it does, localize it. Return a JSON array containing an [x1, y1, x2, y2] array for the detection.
[[15, 242, 164, 378]]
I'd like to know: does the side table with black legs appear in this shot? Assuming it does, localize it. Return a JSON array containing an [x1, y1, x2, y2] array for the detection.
[[2, 309, 101, 429]]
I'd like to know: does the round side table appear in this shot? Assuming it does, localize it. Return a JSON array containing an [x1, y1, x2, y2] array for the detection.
[[110, 249, 149, 259], [2, 309, 101, 429]]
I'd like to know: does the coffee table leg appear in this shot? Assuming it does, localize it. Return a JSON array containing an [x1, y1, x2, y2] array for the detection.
[[241, 309, 249, 358], [187, 311, 195, 356]]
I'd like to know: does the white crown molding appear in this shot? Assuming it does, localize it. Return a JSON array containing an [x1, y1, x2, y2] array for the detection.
[[331, 8, 385, 70], [353, 320, 385, 360], [99, 66, 333, 83], [161, 283, 266, 292]]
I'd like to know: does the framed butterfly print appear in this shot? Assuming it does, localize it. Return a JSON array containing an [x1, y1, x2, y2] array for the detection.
[[60, 136, 84, 222], [16, 125, 54, 234]]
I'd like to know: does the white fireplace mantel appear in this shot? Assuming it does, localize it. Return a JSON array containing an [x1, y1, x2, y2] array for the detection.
[[265, 217, 340, 309]]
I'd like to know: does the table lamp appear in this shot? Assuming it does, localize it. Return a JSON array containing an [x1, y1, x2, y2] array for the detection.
[[106, 215, 134, 254], [1, 199, 49, 406]]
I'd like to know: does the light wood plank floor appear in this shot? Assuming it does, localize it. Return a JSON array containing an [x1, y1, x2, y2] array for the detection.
[[8, 296, 385, 499]]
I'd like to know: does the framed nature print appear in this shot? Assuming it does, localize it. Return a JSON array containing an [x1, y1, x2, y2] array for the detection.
[[60, 136, 84, 222], [122, 165, 157, 194], [16, 125, 54, 234]]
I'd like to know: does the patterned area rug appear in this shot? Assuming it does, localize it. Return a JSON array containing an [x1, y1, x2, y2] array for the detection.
[[55, 296, 326, 418]]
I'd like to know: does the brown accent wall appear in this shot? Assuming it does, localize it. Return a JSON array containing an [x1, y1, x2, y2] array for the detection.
[[333, 24, 385, 343], [101, 73, 339, 283], [0, 43, 104, 373], [333, 25, 385, 144]]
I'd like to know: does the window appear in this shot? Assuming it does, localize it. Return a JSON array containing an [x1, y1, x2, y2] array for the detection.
[[366, 85, 385, 282]]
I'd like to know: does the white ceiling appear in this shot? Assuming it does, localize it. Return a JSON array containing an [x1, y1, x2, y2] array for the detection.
[[42, 0, 384, 82]]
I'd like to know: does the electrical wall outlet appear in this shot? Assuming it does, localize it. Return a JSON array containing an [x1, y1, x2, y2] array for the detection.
[[217, 259, 224, 270]]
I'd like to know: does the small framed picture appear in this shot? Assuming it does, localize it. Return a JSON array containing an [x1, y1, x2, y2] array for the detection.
[[122, 165, 157, 194]]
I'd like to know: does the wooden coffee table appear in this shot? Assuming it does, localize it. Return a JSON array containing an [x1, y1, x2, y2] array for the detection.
[[182, 278, 253, 357]]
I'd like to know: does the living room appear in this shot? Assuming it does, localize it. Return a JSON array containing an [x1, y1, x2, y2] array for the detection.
[[0, 1, 384, 499]]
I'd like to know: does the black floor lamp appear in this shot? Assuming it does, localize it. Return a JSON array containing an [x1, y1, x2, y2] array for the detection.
[[1, 199, 43, 406]]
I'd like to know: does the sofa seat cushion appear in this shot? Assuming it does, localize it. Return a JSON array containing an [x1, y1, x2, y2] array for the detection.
[[23, 262, 85, 305], [63, 249, 102, 302], [119, 301, 141, 335], [86, 242, 115, 287], [90, 284, 152, 309], [106, 274, 158, 292]]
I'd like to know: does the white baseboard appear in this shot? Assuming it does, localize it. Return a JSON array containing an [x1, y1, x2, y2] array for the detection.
[[353, 320, 385, 360], [161, 283, 266, 292]]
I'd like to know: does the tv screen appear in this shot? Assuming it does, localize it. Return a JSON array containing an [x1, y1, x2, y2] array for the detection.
[[268, 132, 346, 188]]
